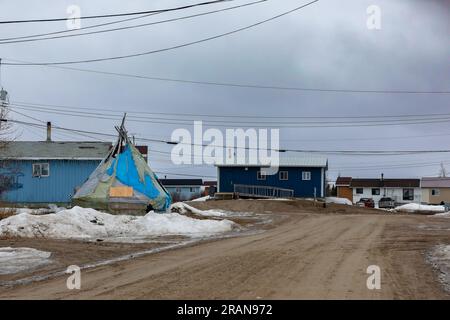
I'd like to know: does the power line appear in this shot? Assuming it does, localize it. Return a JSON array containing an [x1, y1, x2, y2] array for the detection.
[[0, 11, 163, 42], [4, 118, 450, 155], [9, 103, 450, 128], [11, 100, 450, 120], [4, 61, 448, 95], [0, 1, 265, 45], [0, 0, 231, 24], [1, 0, 319, 65]]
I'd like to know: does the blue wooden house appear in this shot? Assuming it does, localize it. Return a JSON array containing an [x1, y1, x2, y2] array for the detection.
[[0, 141, 112, 205], [159, 179, 203, 201], [216, 156, 328, 198]]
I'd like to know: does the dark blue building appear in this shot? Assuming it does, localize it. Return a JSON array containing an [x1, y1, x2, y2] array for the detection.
[[216, 156, 328, 198], [0, 141, 111, 205]]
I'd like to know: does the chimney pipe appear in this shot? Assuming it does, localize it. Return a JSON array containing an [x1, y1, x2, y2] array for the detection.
[[46, 121, 52, 142]]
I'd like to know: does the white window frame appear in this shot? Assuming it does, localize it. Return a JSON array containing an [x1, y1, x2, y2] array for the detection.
[[356, 188, 364, 194], [32, 163, 50, 178], [257, 171, 266, 181], [279, 171, 288, 181], [431, 189, 440, 196], [302, 171, 311, 181], [189, 187, 197, 193]]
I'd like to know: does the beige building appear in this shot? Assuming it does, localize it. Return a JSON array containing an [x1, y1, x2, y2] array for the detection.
[[421, 177, 450, 204]]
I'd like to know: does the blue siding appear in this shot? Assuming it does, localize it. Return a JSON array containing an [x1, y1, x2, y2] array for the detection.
[[0, 160, 100, 204], [218, 166, 324, 198], [164, 186, 201, 201]]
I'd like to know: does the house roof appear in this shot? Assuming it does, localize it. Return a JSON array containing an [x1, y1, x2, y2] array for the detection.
[[336, 176, 352, 186], [203, 180, 217, 186], [215, 155, 328, 168], [350, 178, 420, 188], [159, 179, 203, 186], [0, 141, 112, 160], [421, 177, 450, 188]]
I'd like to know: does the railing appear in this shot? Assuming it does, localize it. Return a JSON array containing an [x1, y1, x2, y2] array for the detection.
[[234, 184, 294, 199]]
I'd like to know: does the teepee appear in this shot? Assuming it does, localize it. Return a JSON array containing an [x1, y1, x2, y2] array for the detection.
[[72, 116, 171, 213]]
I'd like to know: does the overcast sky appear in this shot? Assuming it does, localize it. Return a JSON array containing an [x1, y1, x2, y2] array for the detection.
[[1, 0, 449, 181]]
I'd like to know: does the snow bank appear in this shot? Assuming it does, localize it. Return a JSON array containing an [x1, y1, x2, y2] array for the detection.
[[395, 203, 446, 213], [325, 197, 353, 206], [191, 195, 212, 202], [0, 206, 236, 241], [0, 247, 51, 275], [171, 202, 228, 217]]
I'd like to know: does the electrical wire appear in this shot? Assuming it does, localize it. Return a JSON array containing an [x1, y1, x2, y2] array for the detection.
[[0, 0, 231, 24], [0, 1, 265, 45], [1, 0, 319, 65]]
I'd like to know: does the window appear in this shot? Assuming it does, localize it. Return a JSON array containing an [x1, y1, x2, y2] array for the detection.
[[176, 187, 181, 193], [372, 188, 380, 195], [403, 188, 414, 201], [189, 187, 196, 193], [279, 171, 288, 181], [356, 188, 364, 194], [257, 171, 266, 180], [32, 163, 50, 177], [302, 171, 311, 181], [432, 189, 440, 196]]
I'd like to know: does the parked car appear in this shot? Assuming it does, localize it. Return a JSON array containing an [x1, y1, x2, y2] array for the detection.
[[356, 198, 375, 208], [378, 197, 395, 209]]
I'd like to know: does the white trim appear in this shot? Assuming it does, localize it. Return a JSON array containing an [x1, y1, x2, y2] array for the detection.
[[320, 168, 324, 197], [279, 171, 289, 181], [302, 171, 311, 181], [217, 167, 221, 192]]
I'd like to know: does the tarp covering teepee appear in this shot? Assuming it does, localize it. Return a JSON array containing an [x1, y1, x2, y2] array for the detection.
[[72, 117, 171, 213]]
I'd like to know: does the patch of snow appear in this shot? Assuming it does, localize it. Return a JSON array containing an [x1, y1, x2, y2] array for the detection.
[[171, 202, 228, 217], [0, 206, 237, 242], [191, 195, 211, 202], [326, 197, 353, 206], [0, 204, 66, 216], [0, 247, 51, 275], [257, 198, 293, 201], [395, 203, 446, 213], [428, 245, 450, 292]]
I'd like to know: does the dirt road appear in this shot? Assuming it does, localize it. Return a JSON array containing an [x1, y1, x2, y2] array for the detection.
[[1, 207, 449, 299]]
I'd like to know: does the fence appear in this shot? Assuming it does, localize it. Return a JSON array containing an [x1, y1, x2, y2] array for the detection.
[[234, 184, 294, 199]]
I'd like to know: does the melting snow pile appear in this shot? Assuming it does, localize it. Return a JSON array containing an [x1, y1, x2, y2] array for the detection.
[[325, 197, 353, 206], [428, 245, 450, 291], [0, 247, 51, 275], [191, 196, 212, 202], [0, 206, 236, 241], [395, 203, 446, 213], [171, 202, 228, 217]]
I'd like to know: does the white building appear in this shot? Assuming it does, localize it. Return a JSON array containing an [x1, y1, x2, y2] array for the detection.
[[336, 177, 421, 205]]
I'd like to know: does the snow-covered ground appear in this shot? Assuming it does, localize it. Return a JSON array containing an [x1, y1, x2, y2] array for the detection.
[[0, 206, 237, 242], [428, 245, 450, 292], [325, 197, 353, 206], [395, 203, 446, 213], [0, 247, 52, 275]]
